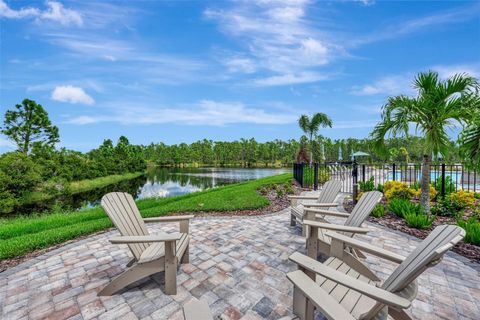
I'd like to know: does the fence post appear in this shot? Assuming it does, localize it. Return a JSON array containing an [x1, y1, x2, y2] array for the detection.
[[362, 164, 366, 182], [313, 163, 319, 191], [441, 163, 446, 199], [352, 160, 358, 205], [392, 163, 396, 181], [299, 163, 304, 187]]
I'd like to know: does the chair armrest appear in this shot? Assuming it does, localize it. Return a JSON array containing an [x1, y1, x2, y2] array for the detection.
[[305, 208, 350, 218], [109, 233, 183, 244], [287, 270, 356, 320], [289, 253, 411, 309], [288, 195, 319, 200], [303, 202, 338, 208], [325, 232, 405, 263], [303, 220, 369, 234], [143, 215, 194, 223]]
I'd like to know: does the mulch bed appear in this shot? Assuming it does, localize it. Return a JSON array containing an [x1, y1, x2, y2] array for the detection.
[[343, 198, 480, 264], [0, 188, 294, 273]]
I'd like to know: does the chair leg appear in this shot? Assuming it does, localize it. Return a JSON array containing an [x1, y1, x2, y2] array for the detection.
[[389, 307, 413, 320], [164, 241, 177, 295], [293, 286, 314, 320], [290, 214, 296, 226], [98, 258, 164, 296], [181, 244, 190, 264]]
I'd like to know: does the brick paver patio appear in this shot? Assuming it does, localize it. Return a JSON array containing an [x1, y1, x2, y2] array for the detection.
[[1, 193, 480, 320]]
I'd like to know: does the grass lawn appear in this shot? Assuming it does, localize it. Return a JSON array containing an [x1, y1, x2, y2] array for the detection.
[[0, 173, 292, 260], [20, 172, 145, 205]]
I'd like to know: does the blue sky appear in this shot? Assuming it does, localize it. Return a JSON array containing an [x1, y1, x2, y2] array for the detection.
[[1, 0, 479, 152]]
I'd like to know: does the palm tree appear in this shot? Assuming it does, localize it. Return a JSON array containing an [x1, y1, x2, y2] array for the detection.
[[298, 113, 332, 163], [459, 93, 480, 166], [371, 71, 479, 212]]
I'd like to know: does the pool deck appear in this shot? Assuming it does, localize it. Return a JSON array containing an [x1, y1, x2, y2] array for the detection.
[[1, 192, 479, 320]]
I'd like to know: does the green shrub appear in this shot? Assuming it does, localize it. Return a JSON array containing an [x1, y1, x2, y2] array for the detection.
[[404, 212, 435, 229], [359, 176, 375, 192], [276, 188, 284, 198], [376, 183, 384, 193], [318, 168, 331, 185], [431, 192, 471, 217], [284, 183, 294, 195], [474, 192, 480, 200], [457, 217, 480, 245], [433, 176, 455, 195], [384, 181, 415, 201], [410, 181, 421, 190], [371, 204, 386, 218], [388, 198, 422, 218]]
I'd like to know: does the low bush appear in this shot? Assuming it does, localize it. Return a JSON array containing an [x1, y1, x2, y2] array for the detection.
[[433, 175, 456, 195], [318, 168, 331, 185], [388, 198, 422, 218], [457, 218, 480, 245], [359, 176, 375, 192], [404, 212, 435, 229], [376, 183, 384, 193], [284, 183, 294, 195], [411, 184, 437, 201], [431, 190, 475, 217], [384, 181, 415, 201], [371, 204, 386, 218], [448, 190, 475, 208]]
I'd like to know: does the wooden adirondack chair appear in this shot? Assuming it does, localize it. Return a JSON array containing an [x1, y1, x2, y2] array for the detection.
[[287, 225, 465, 320], [304, 191, 383, 268], [289, 180, 342, 236], [99, 192, 193, 296]]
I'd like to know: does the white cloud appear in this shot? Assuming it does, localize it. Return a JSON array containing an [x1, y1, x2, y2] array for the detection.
[[40, 1, 83, 26], [0, 1, 82, 26], [353, 3, 480, 45], [354, 0, 375, 6], [351, 63, 480, 96], [66, 100, 297, 126], [0, 0, 38, 18], [205, 1, 341, 85], [333, 119, 379, 129], [223, 57, 256, 74], [52, 85, 94, 105], [351, 74, 415, 96], [433, 64, 480, 79], [254, 72, 328, 86]]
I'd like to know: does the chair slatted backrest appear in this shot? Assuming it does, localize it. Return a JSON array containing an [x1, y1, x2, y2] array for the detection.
[[101, 192, 150, 260], [317, 180, 342, 204], [382, 225, 464, 292], [344, 191, 383, 228]]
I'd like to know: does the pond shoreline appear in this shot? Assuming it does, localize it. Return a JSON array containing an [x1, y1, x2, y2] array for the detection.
[[21, 172, 145, 204]]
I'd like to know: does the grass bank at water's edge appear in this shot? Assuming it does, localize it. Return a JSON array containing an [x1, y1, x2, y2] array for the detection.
[[0, 173, 292, 260], [20, 172, 145, 205]]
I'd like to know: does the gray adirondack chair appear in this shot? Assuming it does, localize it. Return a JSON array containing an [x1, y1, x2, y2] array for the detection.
[[289, 180, 342, 235], [304, 191, 383, 268], [99, 192, 193, 296], [287, 224, 465, 320]]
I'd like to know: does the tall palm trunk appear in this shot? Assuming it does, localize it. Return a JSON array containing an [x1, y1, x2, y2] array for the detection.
[[420, 154, 431, 212]]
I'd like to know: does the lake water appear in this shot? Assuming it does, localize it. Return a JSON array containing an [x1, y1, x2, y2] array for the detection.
[[22, 167, 289, 214]]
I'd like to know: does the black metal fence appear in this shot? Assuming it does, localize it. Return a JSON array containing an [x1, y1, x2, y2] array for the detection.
[[293, 162, 479, 197]]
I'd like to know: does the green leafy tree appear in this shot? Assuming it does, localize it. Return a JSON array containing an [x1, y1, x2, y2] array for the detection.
[[371, 71, 479, 212], [1, 99, 59, 153], [298, 113, 332, 163], [0, 152, 42, 214]]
